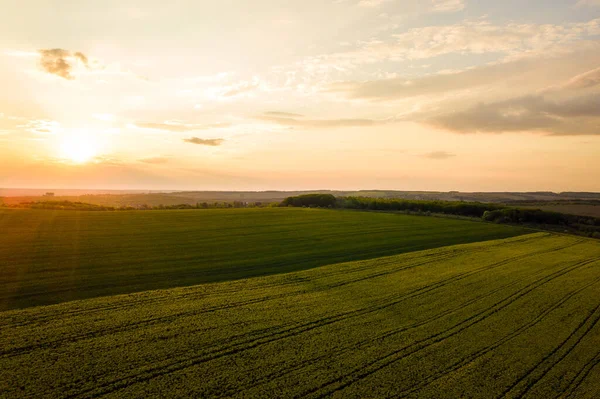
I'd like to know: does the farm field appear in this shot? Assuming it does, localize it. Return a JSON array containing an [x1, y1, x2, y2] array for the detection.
[[1, 233, 600, 398], [520, 204, 600, 218], [0, 208, 526, 310]]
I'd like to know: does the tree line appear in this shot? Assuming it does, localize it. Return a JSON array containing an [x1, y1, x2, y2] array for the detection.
[[0, 200, 273, 211]]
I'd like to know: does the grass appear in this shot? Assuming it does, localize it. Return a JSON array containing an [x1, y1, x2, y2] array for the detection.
[[0, 207, 526, 310], [1, 233, 599, 398]]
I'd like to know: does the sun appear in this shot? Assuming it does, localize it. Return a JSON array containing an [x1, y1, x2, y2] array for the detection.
[[59, 131, 99, 164]]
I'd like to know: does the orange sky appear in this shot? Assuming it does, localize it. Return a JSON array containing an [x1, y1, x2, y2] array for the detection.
[[1, 1, 599, 191]]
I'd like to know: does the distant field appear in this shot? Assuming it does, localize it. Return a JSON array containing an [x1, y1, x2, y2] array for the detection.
[[0, 208, 526, 310], [2, 189, 600, 207], [2, 233, 600, 398], [520, 204, 600, 218]]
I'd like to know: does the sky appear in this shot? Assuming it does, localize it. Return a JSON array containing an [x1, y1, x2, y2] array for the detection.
[[1, 0, 599, 192]]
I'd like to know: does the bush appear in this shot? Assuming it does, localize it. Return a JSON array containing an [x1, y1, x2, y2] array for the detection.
[[281, 194, 337, 208]]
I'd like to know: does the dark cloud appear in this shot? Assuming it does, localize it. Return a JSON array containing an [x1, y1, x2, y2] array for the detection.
[[418, 66, 600, 135], [138, 157, 169, 164], [541, 93, 600, 118], [38, 49, 90, 80], [39, 49, 72, 79], [428, 92, 600, 135], [423, 151, 456, 159], [257, 113, 393, 128], [183, 137, 224, 146]]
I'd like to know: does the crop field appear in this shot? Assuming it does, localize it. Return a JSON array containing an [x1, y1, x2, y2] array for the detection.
[[0, 208, 525, 310], [521, 204, 600, 218], [1, 233, 600, 398]]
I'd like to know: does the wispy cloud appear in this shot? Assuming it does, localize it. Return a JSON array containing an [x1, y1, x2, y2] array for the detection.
[[576, 0, 600, 7], [183, 137, 224, 146], [135, 122, 191, 132], [300, 18, 600, 73], [423, 151, 456, 159], [562, 67, 600, 90], [135, 121, 231, 132], [355, 0, 464, 12], [357, 0, 391, 7], [257, 113, 394, 128], [205, 77, 265, 99], [328, 41, 600, 101], [73, 52, 89, 66], [430, 0, 465, 13], [138, 156, 169, 164], [19, 119, 62, 135], [222, 81, 260, 97], [264, 111, 305, 118]]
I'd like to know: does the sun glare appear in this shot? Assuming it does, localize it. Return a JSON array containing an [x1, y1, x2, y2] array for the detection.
[[59, 131, 99, 164]]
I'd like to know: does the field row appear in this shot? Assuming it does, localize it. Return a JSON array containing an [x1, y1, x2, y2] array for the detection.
[[2, 233, 600, 398]]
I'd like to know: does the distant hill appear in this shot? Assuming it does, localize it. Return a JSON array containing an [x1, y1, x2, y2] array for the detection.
[[2, 189, 600, 208]]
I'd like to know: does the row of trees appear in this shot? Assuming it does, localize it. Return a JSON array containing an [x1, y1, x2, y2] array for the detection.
[[280, 195, 501, 218], [1, 200, 275, 211], [482, 208, 600, 237], [334, 196, 502, 218]]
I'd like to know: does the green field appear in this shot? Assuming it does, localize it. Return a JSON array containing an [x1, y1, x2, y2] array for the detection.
[[2, 233, 600, 398], [0, 208, 526, 310], [521, 204, 600, 218]]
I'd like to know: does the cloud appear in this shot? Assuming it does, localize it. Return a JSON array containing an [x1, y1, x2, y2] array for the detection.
[[357, 0, 391, 7], [39, 49, 72, 79], [431, 0, 465, 13], [257, 113, 394, 128], [386, 18, 600, 60], [264, 111, 305, 118], [91, 155, 124, 166], [562, 67, 600, 90], [138, 157, 169, 164], [302, 18, 600, 72], [423, 151, 456, 159], [428, 92, 600, 135], [135, 121, 231, 132], [17, 119, 62, 135], [328, 43, 600, 101], [135, 122, 191, 132], [73, 52, 89, 67], [576, 0, 600, 7], [38, 49, 89, 79], [183, 137, 224, 146], [328, 62, 513, 100], [222, 80, 260, 97], [357, 0, 464, 11]]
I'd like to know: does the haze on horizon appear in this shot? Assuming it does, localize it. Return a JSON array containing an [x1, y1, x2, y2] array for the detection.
[[1, 0, 599, 192]]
